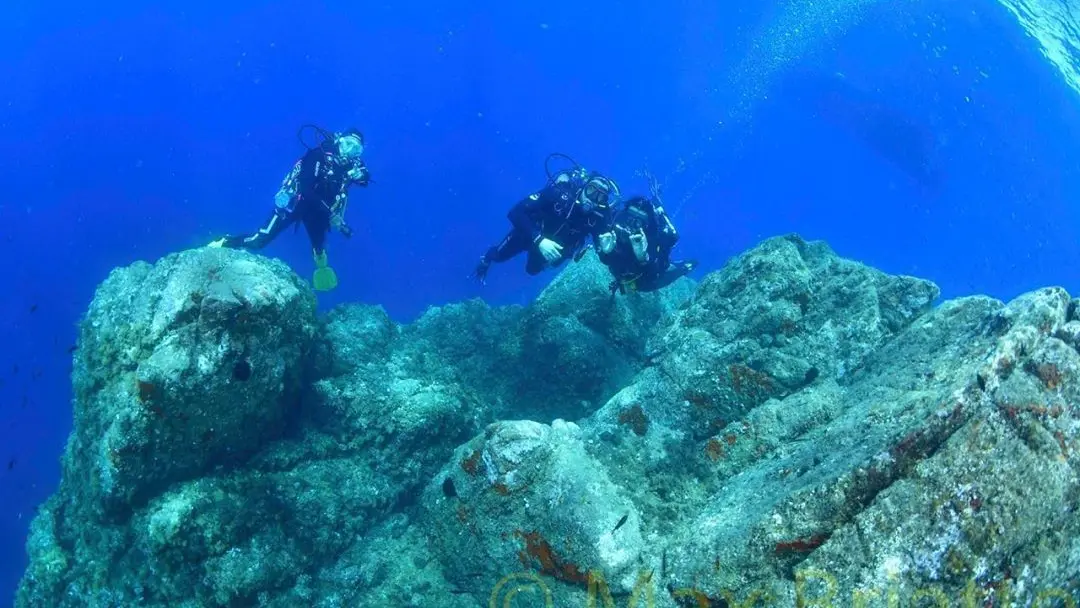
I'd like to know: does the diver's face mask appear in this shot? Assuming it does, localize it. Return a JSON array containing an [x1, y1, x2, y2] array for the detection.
[[337, 135, 364, 162], [579, 178, 613, 212], [618, 204, 649, 235]]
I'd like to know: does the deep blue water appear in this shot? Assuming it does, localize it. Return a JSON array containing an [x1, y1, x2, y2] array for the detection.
[[1, 0, 1078, 604]]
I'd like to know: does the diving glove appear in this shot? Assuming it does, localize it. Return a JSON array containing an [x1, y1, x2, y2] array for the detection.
[[312, 251, 338, 291], [472, 256, 491, 285], [330, 213, 352, 238], [630, 231, 649, 262], [537, 238, 563, 263], [598, 231, 616, 254]]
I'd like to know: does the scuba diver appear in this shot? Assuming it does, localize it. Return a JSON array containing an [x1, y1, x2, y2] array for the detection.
[[472, 154, 619, 284], [595, 181, 697, 294], [208, 125, 370, 291]]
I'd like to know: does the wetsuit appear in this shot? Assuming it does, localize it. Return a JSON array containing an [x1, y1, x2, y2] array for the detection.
[[598, 196, 696, 293], [476, 172, 613, 278], [221, 141, 368, 256]]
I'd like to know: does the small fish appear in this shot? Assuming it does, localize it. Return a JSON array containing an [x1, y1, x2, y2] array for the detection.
[[7, 459, 15, 471], [29, 304, 37, 314], [67, 345, 78, 354], [12, 364, 18, 375], [611, 512, 629, 534], [31, 368, 43, 380]]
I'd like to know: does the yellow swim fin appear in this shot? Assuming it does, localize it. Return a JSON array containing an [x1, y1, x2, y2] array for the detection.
[[312, 251, 338, 291]]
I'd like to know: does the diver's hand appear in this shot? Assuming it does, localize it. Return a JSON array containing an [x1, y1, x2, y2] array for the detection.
[[537, 238, 563, 263], [630, 230, 648, 261], [472, 257, 491, 285], [348, 164, 369, 186], [598, 231, 616, 254]]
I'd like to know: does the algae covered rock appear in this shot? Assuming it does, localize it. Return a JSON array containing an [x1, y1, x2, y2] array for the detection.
[[421, 419, 645, 605], [649, 234, 938, 433], [587, 233, 939, 454], [400, 297, 523, 401], [515, 249, 694, 421], [16, 247, 319, 606], [73, 247, 318, 516], [302, 300, 499, 500], [15, 233, 1080, 608], [586, 281, 1080, 608]]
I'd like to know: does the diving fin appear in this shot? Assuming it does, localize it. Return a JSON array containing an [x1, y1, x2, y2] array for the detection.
[[313, 267, 338, 291], [312, 250, 338, 291]]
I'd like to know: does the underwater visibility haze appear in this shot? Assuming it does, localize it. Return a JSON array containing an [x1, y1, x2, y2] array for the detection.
[[2, 0, 1080, 606]]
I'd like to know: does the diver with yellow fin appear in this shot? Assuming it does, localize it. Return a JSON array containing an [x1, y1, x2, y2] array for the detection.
[[208, 125, 370, 291]]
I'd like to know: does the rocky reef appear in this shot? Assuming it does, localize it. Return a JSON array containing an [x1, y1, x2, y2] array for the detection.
[[14, 235, 1080, 607]]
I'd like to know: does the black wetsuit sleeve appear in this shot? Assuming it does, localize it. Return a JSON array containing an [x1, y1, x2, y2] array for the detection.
[[506, 188, 552, 243], [275, 158, 303, 204], [651, 201, 679, 267]]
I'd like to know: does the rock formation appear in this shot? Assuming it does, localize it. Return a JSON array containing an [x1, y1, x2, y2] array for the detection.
[[15, 236, 1080, 608]]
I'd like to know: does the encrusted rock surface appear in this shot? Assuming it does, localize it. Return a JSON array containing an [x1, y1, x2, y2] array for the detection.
[[15, 234, 1080, 608], [67, 247, 318, 518], [422, 418, 645, 605]]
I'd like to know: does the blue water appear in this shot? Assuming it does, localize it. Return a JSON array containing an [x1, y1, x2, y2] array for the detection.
[[1, 0, 1078, 604]]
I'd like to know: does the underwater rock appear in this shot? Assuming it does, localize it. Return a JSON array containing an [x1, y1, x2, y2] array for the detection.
[[515, 249, 695, 421], [399, 297, 524, 402], [588, 233, 939, 451], [591, 286, 1080, 608], [16, 247, 320, 606], [71, 247, 317, 517], [311, 301, 399, 378], [15, 234, 1080, 608], [420, 419, 645, 604], [302, 300, 503, 500]]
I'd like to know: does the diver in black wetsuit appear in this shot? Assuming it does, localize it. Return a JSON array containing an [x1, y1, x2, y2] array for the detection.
[[472, 154, 619, 283], [209, 125, 370, 291], [595, 194, 697, 293]]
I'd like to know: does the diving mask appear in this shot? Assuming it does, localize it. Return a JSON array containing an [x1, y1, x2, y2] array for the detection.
[[581, 177, 615, 210], [617, 204, 649, 234], [337, 134, 364, 161]]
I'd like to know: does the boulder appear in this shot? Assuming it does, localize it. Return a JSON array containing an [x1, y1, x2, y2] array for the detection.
[[69, 247, 318, 517], [420, 419, 645, 605]]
